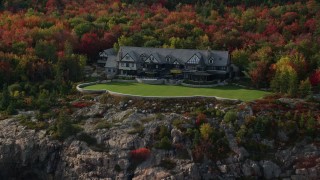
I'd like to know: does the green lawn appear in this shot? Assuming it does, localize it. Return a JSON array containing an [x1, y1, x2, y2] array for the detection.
[[84, 82, 270, 101]]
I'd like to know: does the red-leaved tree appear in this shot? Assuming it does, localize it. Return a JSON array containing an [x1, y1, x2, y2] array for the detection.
[[77, 33, 103, 62], [310, 69, 320, 86], [196, 113, 207, 126]]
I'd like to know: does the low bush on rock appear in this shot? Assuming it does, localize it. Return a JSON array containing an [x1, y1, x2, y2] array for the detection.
[[52, 112, 83, 141], [72, 101, 93, 108], [224, 110, 237, 124], [155, 136, 172, 150], [158, 158, 176, 170], [77, 132, 97, 146], [130, 148, 151, 164], [128, 122, 144, 136], [18, 115, 48, 130], [95, 120, 112, 130]]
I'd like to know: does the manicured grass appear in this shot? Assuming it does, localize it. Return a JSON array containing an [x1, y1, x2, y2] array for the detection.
[[84, 82, 270, 101]]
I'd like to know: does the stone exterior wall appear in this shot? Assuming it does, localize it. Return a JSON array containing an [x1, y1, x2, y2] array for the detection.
[[136, 78, 164, 85], [111, 79, 137, 83], [181, 82, 227, 88]]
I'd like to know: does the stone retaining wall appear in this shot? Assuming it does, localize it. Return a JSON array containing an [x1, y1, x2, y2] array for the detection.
[[76, 81, 107, 94]]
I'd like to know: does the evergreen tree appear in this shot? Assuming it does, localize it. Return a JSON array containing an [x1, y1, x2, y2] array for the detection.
[[299, 78, 312, 98], [200, 123, 213, 141], [0, 84, 10, 111], [193, 129, 200, 146], [288, 69, 298, 97], [56, 112, 81, 140], [6, 102, 17, 115]]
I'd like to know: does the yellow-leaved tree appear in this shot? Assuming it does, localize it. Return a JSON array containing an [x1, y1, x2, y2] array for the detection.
[[271, 57, 298, 96]]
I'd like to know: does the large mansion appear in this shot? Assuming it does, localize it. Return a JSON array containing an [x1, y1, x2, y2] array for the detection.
[[98, 46, 232, 81]]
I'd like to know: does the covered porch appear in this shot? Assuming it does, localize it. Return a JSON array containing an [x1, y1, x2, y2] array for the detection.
[[184, 71, 213, 81]]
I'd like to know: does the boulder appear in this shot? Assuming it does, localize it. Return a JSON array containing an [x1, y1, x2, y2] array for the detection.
[[259, 160, 281, 179], [242, 160, 261, 177], [218, 165, 227, 173], [171, 128, 182, 144]]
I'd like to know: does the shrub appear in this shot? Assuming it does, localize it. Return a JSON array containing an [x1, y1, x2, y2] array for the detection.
[[253, 116, 272, 138], [200, 123, 213, 141], [37, 90, 51, 112], [159, 159, 176, 170], [215, 109, 224, 117], [8, 83, 21, 96], [6, 102, 17, 115], [193, 129, 200, 146], [236, 125, 248, 141], [159, 125, 170, 139], [128, 122, 144, 135], [114, 164, 122, 172], [155, 136, 172, 150], [155, 113, 165, 120], [55, 112, 82, 140], [99, 94, 110, 104], [309, 69, 320, 87], [224, 110, 237, 124], [130, 148, 151, 164], [77, 133, 97, 146], [0, 84, 10, 111], [95, 121, 112, 130], [19, 115, 48, 130], [72, 101, 93, 108], [306, 113, 316, 136], [192, 145, 204, 162], [140, 117, 154, 123], [196, 113, 206, 126], [299, 78, 312, 98], [172, 119, 184, 130], [207, 137, 231, 159], [174, 143, 190, 159], [243, 141, 269, 155]]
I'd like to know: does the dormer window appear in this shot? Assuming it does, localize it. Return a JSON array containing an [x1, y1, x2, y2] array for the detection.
[[166, 56, 171, 62], [140, 54, 147, 61], [209, 57, 214, 64]]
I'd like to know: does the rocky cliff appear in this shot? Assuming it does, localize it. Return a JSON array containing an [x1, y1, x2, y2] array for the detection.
[[0, 95, 319, 179]]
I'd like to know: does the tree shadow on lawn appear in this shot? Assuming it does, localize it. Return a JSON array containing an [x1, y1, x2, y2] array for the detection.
[[110, 82, 137, 86], [212, 85, 245, 90], [212, 85, 268, 92]]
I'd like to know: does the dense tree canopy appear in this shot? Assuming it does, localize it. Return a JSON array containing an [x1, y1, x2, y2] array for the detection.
[[0, 0, 319, 96]]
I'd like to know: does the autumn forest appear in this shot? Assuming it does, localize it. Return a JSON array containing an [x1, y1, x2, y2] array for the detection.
[[1, 0, 320, 100]]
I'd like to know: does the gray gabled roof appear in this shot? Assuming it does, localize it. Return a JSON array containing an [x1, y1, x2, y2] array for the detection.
[[99, 48, 116, 57], [150, 53, 165, 64], [204, 51, 229, 66], [118, 46, 229, 66], [105, 56, 117, 68], [127, 51, 140, 62]]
